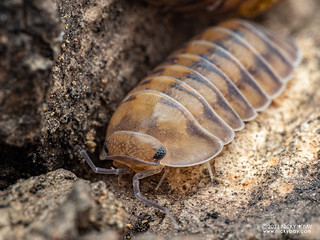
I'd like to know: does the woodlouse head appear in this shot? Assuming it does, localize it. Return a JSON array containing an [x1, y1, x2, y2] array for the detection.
[[100, 131, 166, 172]]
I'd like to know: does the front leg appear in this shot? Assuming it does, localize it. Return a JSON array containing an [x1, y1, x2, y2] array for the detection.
[[77, 145, 132, 175], [133, 168, 180, 229]]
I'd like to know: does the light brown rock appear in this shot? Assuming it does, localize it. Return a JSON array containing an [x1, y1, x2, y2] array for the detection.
[[0, 169, 127, 240]]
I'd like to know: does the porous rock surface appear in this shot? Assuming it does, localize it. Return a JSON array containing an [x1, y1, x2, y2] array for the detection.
[[0, 0, 320, 239], [0, 169, 126, 240]]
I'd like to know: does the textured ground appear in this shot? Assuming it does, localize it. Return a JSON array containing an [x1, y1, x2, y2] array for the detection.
[[0, 0, 320, 239]]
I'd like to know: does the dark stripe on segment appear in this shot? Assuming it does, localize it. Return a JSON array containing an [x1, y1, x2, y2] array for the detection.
[[177, 70, 234, 116], [188, 57, 249, 100], [205, 45, 265, 94], [202, 27, 285, 98], [152, 67, 165, 75], [170, 81, 233, 129], [197, 40, 271, 111], [169, 82, 218, 119], [254, 23, 301, 66], [158, 97, 186, 117], [185, 71, 248, 127], [153, 65, 230, 113], [240, 21, 298, 74], [157, 97, 218, 141], [151, 64, 245, 130], [156, 94, 223, 149], [156, 95, 224, 167], [161, 54, 256, 123], [184, 40, 271, 110], [219, 19, 295, 80], [130, 75, 235, 143], [169, 81, 235, 144], [138, 78, 152, 86], [247, 21, 299, 62]]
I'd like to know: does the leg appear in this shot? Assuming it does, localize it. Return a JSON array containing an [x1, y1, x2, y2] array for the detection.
[[100, 154, 159, 166], [205, 161, 214, 180], [155, 167, 170, 191], [77, 145, 132, 175], [133, 169, 180, 229]]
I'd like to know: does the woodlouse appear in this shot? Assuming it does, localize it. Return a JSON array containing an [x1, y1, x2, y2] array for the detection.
[[79, 19, 301, 228]]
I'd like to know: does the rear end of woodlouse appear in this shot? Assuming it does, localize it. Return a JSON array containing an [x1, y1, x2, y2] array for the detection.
[[79, 19, 301, 229]]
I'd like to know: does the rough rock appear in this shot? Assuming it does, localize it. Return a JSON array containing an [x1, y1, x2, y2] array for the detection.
[[0, 0, 61, 147], [0, 169, 127, 240], [0, 0, 62, 188]]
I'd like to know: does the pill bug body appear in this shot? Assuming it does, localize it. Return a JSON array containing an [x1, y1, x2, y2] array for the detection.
[[80, 19, 301, 228]]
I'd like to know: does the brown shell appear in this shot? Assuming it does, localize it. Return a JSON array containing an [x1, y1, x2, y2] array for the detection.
[[143, 0, 280, 16], [106, 19, 301, 169]]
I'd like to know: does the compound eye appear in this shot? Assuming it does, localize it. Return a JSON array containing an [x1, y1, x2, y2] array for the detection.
[[103, 141, 109, 155], [153, 146, 166, 160]]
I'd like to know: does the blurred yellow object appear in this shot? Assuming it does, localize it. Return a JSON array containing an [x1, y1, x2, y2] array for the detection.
[[143, 0, 281, 17]]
